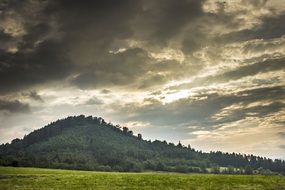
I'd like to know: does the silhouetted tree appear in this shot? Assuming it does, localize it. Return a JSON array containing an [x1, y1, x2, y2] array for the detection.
[[137, 134, 142, 140], [177, 141, 182, 148], [123, 127, 129, 133]]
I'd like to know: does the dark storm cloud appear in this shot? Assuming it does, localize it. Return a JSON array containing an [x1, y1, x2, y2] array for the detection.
[[118, 86, 284, 128], [0, 99, 30, 113], [0, 0, 72, 94], [134, 0, 205, 46], [70, 47, 197, 89], [54, 0, 141, 53], [1, 0, 283, 94], [70, 48, 150, 89], [65, 0, 206, 89], [2, 0, 202, 92], [0, 40, 72, 94], [0, 0, 143, 94]]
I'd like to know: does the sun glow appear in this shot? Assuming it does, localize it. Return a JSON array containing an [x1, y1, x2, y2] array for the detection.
[[163, 90, 191, 103]]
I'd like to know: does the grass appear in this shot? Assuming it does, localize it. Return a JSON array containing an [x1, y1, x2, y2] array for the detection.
[[0, 167, 284, 190]]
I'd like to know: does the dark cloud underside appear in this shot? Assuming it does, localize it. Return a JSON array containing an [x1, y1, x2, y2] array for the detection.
[[0, 99, 30, 113]]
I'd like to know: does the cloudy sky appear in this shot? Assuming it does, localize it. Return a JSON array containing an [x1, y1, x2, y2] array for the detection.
[[0, 0, 284, 159]]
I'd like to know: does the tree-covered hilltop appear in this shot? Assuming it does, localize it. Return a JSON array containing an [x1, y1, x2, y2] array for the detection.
[[0, 115, 284, 175]]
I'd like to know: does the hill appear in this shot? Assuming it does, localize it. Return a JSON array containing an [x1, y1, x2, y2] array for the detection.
[[0, 115, 284, 174]]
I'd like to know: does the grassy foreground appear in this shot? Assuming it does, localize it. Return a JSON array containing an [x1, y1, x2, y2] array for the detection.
[[0, 167, 284, 190]]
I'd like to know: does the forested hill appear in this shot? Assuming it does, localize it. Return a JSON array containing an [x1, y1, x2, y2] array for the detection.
[[0, 115, 284, 175]]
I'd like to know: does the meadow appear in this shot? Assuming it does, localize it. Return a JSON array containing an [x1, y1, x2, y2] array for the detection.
[[0, 166, 284, 190]]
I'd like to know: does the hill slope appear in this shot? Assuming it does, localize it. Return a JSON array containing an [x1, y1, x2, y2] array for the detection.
[[0, 115, 284, 174]]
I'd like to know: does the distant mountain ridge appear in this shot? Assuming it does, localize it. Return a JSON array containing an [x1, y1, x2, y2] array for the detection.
[[0, 115, 284, 175]]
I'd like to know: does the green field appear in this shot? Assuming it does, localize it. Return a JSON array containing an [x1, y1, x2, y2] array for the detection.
[[0, 167, 284, 190]]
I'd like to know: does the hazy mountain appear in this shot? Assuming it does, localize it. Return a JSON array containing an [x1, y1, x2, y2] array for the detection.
[[0, 115, 284, 174]]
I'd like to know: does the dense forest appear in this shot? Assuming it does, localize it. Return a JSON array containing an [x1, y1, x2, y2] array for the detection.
[[0, 115, 284, 175]]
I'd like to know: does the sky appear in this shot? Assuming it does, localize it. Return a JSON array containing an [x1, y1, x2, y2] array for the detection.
[[0, 0, 284, 159]]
